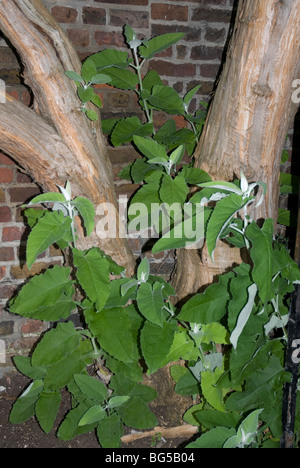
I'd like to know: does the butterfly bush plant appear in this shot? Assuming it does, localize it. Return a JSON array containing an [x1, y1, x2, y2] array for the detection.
[[8, 26, 300, 448]]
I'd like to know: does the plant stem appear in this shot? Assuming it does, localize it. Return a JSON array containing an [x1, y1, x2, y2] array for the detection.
[[131, 49, 153, 126]]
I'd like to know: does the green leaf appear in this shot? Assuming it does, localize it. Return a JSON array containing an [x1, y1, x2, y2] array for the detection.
[[111, 117, 153, 146], [230, 283, 257, 349], [103, 67, 139, 90], [78, 405, 105, 426], [97, 413, 123, 448], [148, 85, 184, 114], [133, 135, 168, 161], [26, 192, 66, 205], [57, 401, 97, 440], [13, 356, 46, 380], [26, 211, 72, 268], [193, 409, 241, 430], [201, 367, 225, 412], [140, 321, 176, 373], [160, 174, 189, 205], [65, 70, 84, 84], [72, 197, 95, 236], [178, 277, 230, 324], [36, 389, 62, 434], [78, 86, 95, 103], [136, 282, 165, 326], [179, 167, 212, 185], [108, 395, 130, 409], [142, 70, 163, 91], [246, 219, 274, 303], [139, 33, 185, 59], [9, 265, 75, 321], [9, 380, 44, 424], [72, 247, 110, 311], [81, 59, 97, 83], [84, 306, 135, 363], [187, 427, 236, 448], [90, 49, 130, 70], [183, 85, 201, 109], [90, 74, 111, 85], [206, 193, 251, 260], [86, 109, 99, 121], [117, 396, 158, 429], [137, 256, 150, 282], [74, 374, 108, 402], [31, 322, 80, 367]]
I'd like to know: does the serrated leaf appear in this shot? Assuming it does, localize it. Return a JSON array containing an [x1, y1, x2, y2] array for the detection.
[[160, 174, 189, 205], [72, 247, 110, 311], [111, 117, 153, 146], [9, 380, 44, 424], [136, 282, 165, 326], [26, 211, 72, 268], [97, 413, 123, 448], [246, 219, 274, 303], [206, 193, 251, 260], [9, 265, 75, 321], [72, 197, 95, 236], [133, 135, 168, 161], [117, 396, 158, 429], [90, 49, 130, 70], [36, 390, 62, 434], [140, 321, 176, 373], [201, 367, 226, 412], [139, 32, 185, 59], [31, 322, 80, 367], [102, 67, 139, 90], [148, 85, 184, 115], [74, 374, 108, 402]]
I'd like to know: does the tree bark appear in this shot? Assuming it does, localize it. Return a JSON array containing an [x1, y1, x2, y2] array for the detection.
[[0, 0, 135, 273], [173, 0, 300, 300]]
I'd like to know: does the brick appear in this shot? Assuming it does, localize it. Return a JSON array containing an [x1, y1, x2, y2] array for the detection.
[[10, 262, 54, 280], [0, 266, 6, 281], [83, 7, 106, 25], [109, 9, 149, 29], [151, 24, 201, 42], [96, 0, 148, 4], [0, 188, 5, 202], [16, 171, 33, 183], [21, 319, 45, 335], [151, 4, 188, 22], [204, 27, 227, 43], [8, 186, 41, 203], [67, 29, 90, 47], [0, 247, 15, 262], [95, 30, 127, 48], [191, 45, 223, 61], [107, 91, 130, 109], [0, 283, 16, 299], [0, 321, 14, 336], [0, 68, 21, 86], [0, 207, 11, 223], [0, 167, 13, 183], [200, 63, 220, 78], [149, 60, 196, 77], [0, 47, 19, 67], [191, 7, 232, 23], [0, 153, 15, 165], [2, 226, 26, 242], [51, 6, 78, 24]]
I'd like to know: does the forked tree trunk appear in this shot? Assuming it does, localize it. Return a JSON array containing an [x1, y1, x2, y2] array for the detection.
[[173, 0, 300, 300], [0, 0, 135, 274]]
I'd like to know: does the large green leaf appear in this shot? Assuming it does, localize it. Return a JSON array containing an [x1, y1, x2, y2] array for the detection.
[[111, 117, 153, 146], [26, 211, 72, 268], [36, 389, 62, 434], [133, 135, 168, 161], [84, 306, 135, 363], [9, 265, 75, 321], [140, 321, 177, 373], [72, 197, 95, 236], [117, 396, 158, 429], [206, 193, 251, 260], [9, 380, 44, 424], [97, 413, 123, 448], [13, 356, 46, 380], [72, 247, 110, 311], [136, 282, 165, 326], [102, 67, 138, 90], [31, 322, 81, 367], [187, 427, 236, 448], [160, 174, 189, 205], [246, 219, 274, 303], [177, 277, 231, 324], [73, 373, 108, 402], [90, 49, 130, 70], [139, 33, 185, 59], [147, 85, 184, 115]]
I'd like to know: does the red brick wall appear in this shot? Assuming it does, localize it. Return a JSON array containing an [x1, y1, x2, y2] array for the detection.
[[0, 0, 237, 374]]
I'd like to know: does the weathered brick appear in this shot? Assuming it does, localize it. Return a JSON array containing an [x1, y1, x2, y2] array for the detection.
[[83, 7, 106, 25], [0, 68, 21, 85], [67, 29, 90, 47], [109, 9, 149, 28], [204, 27, 227, 43], [0, 321, 14, 336], [150, 60, 196, 77], [107, 91, 130, 109], [96, 0, 148, 4], [2, 226, 26, 243], [151, 24, 201, 42], [0, 167, 13, 183], [0, 283, 16, 299], [200, 62, 221, 78], [0, 153, 14, 165], [0, 188, 5, 202], [0, 247, 15, 262], [151, 4, 188, 22], [16, 171, 33, 184], [8, 186, 41, 203], [191, 45, 223, 61], [21, 319, 45, 335], [0, 266, 6, 281], [191, 6, 232, 23], [0, 207, 11, 223], [51, 6, 78, 23], [95, 30, 130, 47]]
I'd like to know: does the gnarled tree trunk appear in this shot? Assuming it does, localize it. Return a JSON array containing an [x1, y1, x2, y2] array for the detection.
[[173, 0, 300, 301], [0, 0, 135, 274]]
